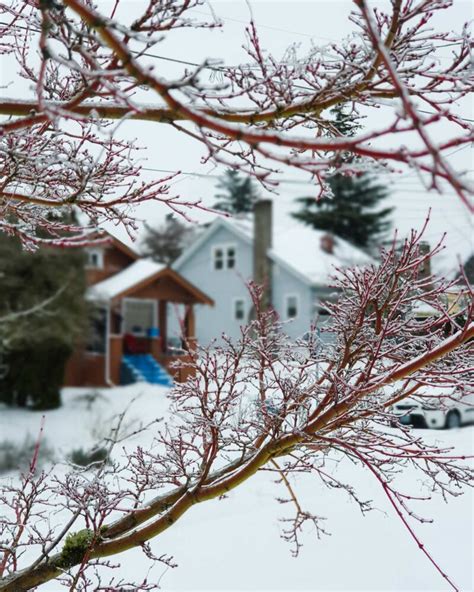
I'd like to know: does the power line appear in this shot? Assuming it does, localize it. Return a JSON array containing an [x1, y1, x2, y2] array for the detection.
[[189, 8, 468, 53], [189, 8, 335, 42], [1, 19, 471, 123], [142, 166, 472, 198]]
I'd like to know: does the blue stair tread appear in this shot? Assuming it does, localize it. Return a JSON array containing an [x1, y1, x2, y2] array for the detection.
[[121, 354, 173, 386]]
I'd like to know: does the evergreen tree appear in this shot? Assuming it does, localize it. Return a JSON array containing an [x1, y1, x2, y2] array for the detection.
[[142, 214, 197, 265], [213, 169, 260, 214], [292, 106, 393, 250], [0, 234, 87, 409]]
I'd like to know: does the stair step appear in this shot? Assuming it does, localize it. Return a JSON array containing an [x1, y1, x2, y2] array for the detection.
[[121, 354, 173, 386]]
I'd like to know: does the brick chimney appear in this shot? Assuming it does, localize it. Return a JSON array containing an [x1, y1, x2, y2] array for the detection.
[[418, 241, 432, 281], [253, 200, 273, 310], [320, 233, 335, 254]]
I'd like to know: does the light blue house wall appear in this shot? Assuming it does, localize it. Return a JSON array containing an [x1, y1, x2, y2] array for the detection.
[[171, 223, 254, 345], [173, 220, 318, 346], [272, 262, 314, 340]]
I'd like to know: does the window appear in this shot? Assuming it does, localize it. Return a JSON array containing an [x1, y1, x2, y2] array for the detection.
[[285, 295, 299, 319], [213, 244, 237, 270], [214, 247, 224, 270], [234, 298, 245, 321], [86, 248, 104, 269], [227, 246, 236, 269]]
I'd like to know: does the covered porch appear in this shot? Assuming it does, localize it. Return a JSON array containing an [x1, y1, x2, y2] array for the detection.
[[65, 261, 213, 387]]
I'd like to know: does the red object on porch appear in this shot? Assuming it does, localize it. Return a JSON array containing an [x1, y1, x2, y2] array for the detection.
[[124, 333, 149, 354], [124, 333, 138, 353]]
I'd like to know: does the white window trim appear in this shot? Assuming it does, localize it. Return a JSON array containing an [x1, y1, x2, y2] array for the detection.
[[211, 243, 237, 271], [212, 244, 224, 271], [226, 243, 237, 269], [233, 297, 246, 322], [121, 297, 158, 337], [284, 293, 300, 320], [85, 247, 104, 270]]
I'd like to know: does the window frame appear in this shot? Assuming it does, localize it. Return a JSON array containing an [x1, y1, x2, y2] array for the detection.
[[211, 243, 237, 271], [233, 297, 246, 322], [85, 248, 104, 270], [212, 245, 225, 271], [284, 293, 300, 320], [226, 244, 236, 269]]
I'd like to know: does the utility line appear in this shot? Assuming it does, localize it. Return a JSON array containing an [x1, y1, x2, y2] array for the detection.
[[0, 17, 465, 57], [189, 7, 468, 52], [0, 21, 471, 123], [189, 7, 335, 41], [141, 166, 471, 198]]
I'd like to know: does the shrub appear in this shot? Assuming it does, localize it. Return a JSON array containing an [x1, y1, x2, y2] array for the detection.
[[74, 391, 107, 411], [0, 435, 54, 474], [0, 342, 71, 409], [68, 446, 110, 468]]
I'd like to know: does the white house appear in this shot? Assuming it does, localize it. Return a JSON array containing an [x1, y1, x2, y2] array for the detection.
[[172, 201, 372, 346]]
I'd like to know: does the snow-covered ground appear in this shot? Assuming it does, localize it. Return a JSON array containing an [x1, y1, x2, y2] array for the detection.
[[1, 385, 472, 592]]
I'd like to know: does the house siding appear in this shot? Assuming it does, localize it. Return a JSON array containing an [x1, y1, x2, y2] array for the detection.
[[174, 222, 319, 345], [173, 217, 372, 348], [311, 286, 338, 344], [85, 243, 135, 285], [172, 225, 254, 345], [272, 264, 314, 339]]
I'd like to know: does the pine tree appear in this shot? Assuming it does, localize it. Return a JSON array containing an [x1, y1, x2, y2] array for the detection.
[[292, 106, 393, 250], [0, 234, 87, 409], [142, 214, 197, 265], [213, 169, 260, 214]]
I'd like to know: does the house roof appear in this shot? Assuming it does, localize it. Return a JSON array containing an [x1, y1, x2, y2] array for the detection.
[[84, 229, 139, 261], [270, 224, 373, 285], [88, 259, 213, 305], [88, 259, 164, 300], [107, 234, 139, 261], [174, 215, 373, 287]]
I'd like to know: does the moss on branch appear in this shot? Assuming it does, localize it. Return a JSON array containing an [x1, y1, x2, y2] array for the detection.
[[55, 529, 95, 569]]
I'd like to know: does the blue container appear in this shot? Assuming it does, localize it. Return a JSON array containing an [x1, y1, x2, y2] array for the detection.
[[148, 327, 160, 338]]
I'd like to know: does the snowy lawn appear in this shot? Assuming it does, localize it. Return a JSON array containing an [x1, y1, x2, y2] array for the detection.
[[0, 385, 472, 592]]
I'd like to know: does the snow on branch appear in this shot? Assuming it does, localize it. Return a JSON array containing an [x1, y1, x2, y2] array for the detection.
[[0, 0, 472, 245], [0, 232, 473, 591]]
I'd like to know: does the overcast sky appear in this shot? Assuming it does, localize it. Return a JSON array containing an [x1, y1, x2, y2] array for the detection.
[[1, 0, 472, 274]]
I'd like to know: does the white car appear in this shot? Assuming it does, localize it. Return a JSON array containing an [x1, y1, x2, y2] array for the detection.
[[390, 386, 474, 429]]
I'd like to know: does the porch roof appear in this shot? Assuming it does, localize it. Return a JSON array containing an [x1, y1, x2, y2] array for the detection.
[[87, 259, 213, 305]]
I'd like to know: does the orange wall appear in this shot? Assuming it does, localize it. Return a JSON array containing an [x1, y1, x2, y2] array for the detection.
[[64, 350, 107, 387]]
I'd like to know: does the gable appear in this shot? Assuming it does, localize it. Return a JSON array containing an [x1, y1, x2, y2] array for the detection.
[[173, 218, 252, 273], [87, 260, 213, 306]]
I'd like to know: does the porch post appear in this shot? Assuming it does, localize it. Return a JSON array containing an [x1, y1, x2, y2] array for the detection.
[[105, 302, 111, 385], [158, 300, 167, 354], [184, 304, 196, 351]]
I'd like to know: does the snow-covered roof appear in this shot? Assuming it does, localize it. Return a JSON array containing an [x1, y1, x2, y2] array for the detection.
[[87, 259, 165, 301], [219, 215, 373, 286], [271, 224, 373, 285]]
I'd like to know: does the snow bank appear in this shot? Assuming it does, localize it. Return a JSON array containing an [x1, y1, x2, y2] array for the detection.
[[0, 385, 472, 591]]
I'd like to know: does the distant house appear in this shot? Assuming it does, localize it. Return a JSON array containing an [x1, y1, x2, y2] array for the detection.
[[64, 234, 213, 387], [173, 201, 372, 345]]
